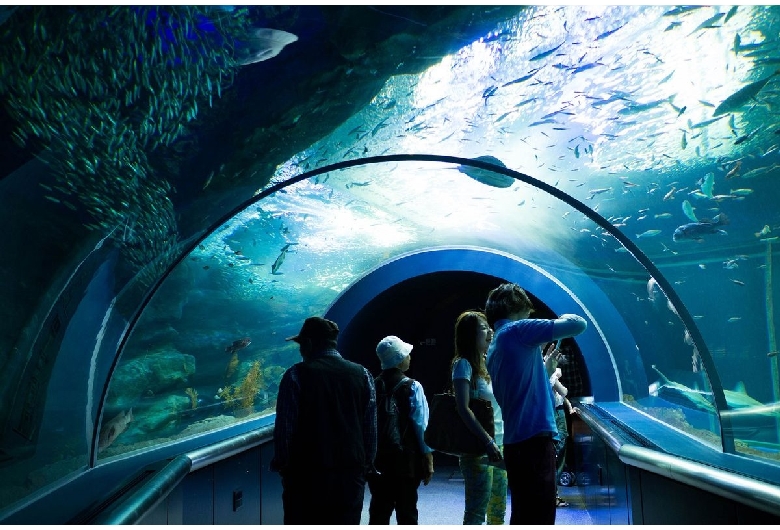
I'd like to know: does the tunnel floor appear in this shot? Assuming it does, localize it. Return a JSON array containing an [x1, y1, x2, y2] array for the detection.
[[359, 464, 593, 525]]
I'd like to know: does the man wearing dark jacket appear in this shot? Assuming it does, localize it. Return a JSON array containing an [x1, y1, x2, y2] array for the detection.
[[271, 316, 377, 524]]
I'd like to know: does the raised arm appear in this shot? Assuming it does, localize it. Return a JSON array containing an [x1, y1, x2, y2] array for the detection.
[[551, 314, 587, 341]]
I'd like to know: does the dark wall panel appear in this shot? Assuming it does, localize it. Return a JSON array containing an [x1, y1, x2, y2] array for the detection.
[[638, 469, 738, 524], [260, 442, 284, 524], [137, 497, 168, 525], [166, 480, 183, 525], [181, 466, 214, 524], [606, 446, 628, 524], [214, 446, 261, 524]]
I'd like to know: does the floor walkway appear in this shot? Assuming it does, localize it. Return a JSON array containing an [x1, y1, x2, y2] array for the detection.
[[360, 465, 592, 525]]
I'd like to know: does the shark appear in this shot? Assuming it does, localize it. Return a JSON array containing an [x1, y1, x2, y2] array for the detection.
[[236, 28, 298, 66], [650, 365, 772, 417], [650, 365, 715, 413]]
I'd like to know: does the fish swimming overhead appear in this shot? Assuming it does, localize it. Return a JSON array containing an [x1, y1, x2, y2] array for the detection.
[[617, 97, 672, 115], [682, 199, 698, 222], [529, 41, 565, 62], [235, 28, 298, 66], [700, 172, 714, 198], [636, 229, 662, 238], [673, 213, 729, 242], [755, 224, 771, 238], [712, 70, 780, 116], [271, 244, 291, 274], [456, 155, 515, 188]]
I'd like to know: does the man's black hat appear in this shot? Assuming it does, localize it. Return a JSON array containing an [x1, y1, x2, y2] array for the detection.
[[285, 317, 339, 343]]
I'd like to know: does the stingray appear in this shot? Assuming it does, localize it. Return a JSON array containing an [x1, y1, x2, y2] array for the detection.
[[235, 28, 298, 66], [456, 155, 515, 189]]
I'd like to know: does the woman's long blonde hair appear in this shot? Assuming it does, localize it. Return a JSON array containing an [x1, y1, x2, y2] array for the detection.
[[450, 310, 490, 384]]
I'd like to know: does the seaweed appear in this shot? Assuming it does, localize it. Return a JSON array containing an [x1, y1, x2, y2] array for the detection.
[[217, 360, 263, 417], [185, 387, 198, 409]]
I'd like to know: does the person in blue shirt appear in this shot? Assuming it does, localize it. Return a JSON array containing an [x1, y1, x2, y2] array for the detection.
[[368, 335, 434, 524], [271, 316, 377, 525], [484, 283, 587, 525]]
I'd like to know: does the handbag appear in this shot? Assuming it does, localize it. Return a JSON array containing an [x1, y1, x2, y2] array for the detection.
[[424, 384, 495, 457]]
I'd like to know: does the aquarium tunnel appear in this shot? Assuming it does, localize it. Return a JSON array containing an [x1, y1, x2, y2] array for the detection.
[[1, 4, 780, 525]]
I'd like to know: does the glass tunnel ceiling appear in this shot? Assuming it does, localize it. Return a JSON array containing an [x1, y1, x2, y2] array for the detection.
[[122, 6, 780, 461], [238, 5, 780, 283], [2, 4, 780, 516]]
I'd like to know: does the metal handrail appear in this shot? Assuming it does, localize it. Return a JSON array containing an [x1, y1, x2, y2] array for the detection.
[[93, 424, 274, 524], [577, 406, 780, 517], [91, 454, 192, 525]]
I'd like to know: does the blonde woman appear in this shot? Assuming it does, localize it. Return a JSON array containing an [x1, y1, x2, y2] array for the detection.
[[451, 310, 507, 525]]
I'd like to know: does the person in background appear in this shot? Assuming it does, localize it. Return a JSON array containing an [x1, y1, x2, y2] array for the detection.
[[451, 310, 507, 525], [485, 283, 587, 525], [368, 335, 434, 525], [270, 316, 377, 525], [545, 343, 574, 508]]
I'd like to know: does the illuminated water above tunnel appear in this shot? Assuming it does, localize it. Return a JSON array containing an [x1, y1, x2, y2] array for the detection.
[[271, 5, 780, 212], [241, 4, 780, 304]]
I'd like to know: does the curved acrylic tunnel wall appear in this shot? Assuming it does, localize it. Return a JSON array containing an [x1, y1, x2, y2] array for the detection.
[[3, 155, 780, 518], [95, 154, 776, 471], [4, 5, 780, 522]]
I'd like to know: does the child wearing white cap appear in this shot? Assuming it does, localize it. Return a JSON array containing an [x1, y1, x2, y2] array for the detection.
[[368, 335, 435, 525]]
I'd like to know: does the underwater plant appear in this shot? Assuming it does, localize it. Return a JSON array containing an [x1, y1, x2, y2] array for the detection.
[[225, 352, 240, 380], [184, 387, 198, 410], [217, 360, 263, 417]]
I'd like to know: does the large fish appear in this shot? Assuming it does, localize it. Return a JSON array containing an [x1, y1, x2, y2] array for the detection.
[[649, 366, 715, 413], [712, 70, 780, 116], [98, 408, 134, 451], [226, 337, 251, 354], [651, 366, 775, 422], [673, 213, 729, 242], [235, 28, 298, 66], [456, 155, 515, 189], [271, 244, 292, 275]]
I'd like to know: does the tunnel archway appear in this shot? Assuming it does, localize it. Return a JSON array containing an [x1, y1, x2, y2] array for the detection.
[[327, 245, 618, 402]]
